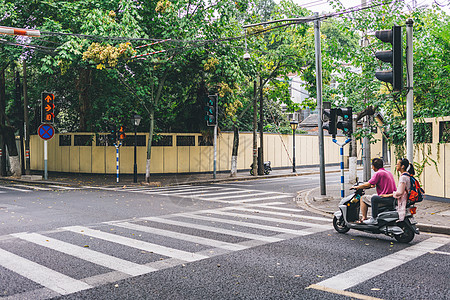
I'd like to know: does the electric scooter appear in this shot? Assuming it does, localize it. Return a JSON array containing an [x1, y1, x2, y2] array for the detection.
[[333, 187, 419, 243], [249, 161, 272, 175]]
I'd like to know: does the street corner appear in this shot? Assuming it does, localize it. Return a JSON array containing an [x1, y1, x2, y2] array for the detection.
[[295, 187, 334, 218]]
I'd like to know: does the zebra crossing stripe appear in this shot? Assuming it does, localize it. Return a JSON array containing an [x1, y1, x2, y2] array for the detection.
[[255, 204, 305, 213], [203, 210, 330, 229], [228, 207, 330, 222], [109, 222, 248, 251], [0, 185, 32, 192], [13, 184, 53, 191], [48, 185, 80, 190], [12, 232, 156, 276], [63, 226, 208, 262], [178, 213, 327, 236], [198, 191, 275, 200], [231, 195, 294, 203], [146, 186, 219, 194], [0, 248, 91, 295], [140, 217, 283, 243]]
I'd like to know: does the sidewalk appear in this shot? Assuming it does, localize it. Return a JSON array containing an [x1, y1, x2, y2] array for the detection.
[[0, 166, 344, 187], [297, 183, 450, 235]]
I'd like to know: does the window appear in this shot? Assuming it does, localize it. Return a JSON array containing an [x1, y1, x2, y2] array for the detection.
[[440, 121, 450, 143], [59, 135, 71, 146], [176, 135, 195, 146], [122, 135, 147, 146], [413, 123, 432, 144], [152, 135, 173, 146], [74, 135, 93, 146]]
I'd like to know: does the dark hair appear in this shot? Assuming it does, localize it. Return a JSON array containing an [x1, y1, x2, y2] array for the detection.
[[371, 158, 384, 170], [399, 158, 415, 175]]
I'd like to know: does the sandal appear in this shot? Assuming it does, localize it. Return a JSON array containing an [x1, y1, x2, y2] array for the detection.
[[355, 219, 367, 224]]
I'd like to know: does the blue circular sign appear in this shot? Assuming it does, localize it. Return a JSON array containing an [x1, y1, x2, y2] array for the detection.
[[38, 124, 55, 140]]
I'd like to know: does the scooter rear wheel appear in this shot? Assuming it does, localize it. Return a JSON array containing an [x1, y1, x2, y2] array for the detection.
[[394, 222, 415, 243], [333, 216, 350, 233]]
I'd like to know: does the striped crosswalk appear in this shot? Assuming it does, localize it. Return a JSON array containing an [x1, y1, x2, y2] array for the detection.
[[90, 184, 295, 204], [0, 200, 332, 299]]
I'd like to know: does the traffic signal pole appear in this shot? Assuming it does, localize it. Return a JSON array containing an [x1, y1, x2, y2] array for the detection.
[[314, 13, 326, 195], [406, 19, 414, 163]]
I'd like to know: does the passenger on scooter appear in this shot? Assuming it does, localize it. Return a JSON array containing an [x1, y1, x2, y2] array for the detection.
[[379, 158, 415, 221], [350, 158, 397, 224]]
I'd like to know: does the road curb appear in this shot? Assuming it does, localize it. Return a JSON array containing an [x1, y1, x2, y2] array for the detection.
[[297, 188, 450, 236]]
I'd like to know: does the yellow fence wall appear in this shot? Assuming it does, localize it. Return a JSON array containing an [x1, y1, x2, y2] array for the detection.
[[31, 131, 383, 174], [390, 116, 450, 198]]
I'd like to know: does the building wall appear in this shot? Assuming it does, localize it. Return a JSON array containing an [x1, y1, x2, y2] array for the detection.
[[30, 131, 384, 175], [390, 116, 450, 199]]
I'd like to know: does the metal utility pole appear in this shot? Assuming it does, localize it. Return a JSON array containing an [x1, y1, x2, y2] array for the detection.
[[258, 76, 264, 175], [252, 80, 258, 176], [23, 61, 30, 174], [406, 19, 414, 163], [315, 13, 326, 195]]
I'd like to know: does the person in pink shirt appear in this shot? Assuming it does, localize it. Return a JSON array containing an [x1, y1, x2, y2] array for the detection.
[[351, 158, 397, 224]]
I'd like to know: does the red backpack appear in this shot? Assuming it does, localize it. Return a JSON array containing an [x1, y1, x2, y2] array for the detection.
[[403, 173, 424, 204]]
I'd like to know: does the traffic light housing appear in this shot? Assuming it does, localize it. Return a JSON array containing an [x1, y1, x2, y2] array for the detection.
[[323, 108, 337, 137], [204, 94, 218, 126], [336, 107, 353, 136], [374, 25, 403, 91], [41, 92, 55, 123], [118, 126, 126, 141]]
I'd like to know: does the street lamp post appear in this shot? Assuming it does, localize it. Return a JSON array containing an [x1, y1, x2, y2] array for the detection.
[[132, 114, 141, 183], [290, 120, 298, 173]]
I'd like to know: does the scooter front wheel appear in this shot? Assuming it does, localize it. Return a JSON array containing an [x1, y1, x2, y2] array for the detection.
[[333, 216, 350, 233]]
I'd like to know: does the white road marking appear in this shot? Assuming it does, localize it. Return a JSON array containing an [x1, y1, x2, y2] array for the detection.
[[108, 221, 248, 251], [140, 216, 282, 243], [62, 226, 208, 262], [227, 207, 330, 222], [202, 210, 330, 229], [12, 184, 53, 191], [198, 191, 276, 200], [0, 185, 32, 192], [315, 237, 450, 291], [0, 247, 91, 295], [12, 232, 156, 276], [178, 213, 328, 236], [47, 185, 80, 190]]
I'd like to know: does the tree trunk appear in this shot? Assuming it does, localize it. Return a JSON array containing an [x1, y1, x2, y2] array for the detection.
[[23, 60, 30, 174], [76, 68, 92, 132], [349, 118, 358, 184], [0, 67, 7, 176], [230, 124, 239, 177], [2, 125, 20, 176], [145, 69, 169, 183]]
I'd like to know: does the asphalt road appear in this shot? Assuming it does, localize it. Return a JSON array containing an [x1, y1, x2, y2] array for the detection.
[[0, 175, 449, 300]]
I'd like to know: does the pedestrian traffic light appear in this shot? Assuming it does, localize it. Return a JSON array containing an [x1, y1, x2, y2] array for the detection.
[[323, 108, 337, 137], [336, 107, 353, 136], [204, 94, 218, 126], [118, 126, 126, 141], [374, 25, 403, 91], [41, 92, 55, 123]]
